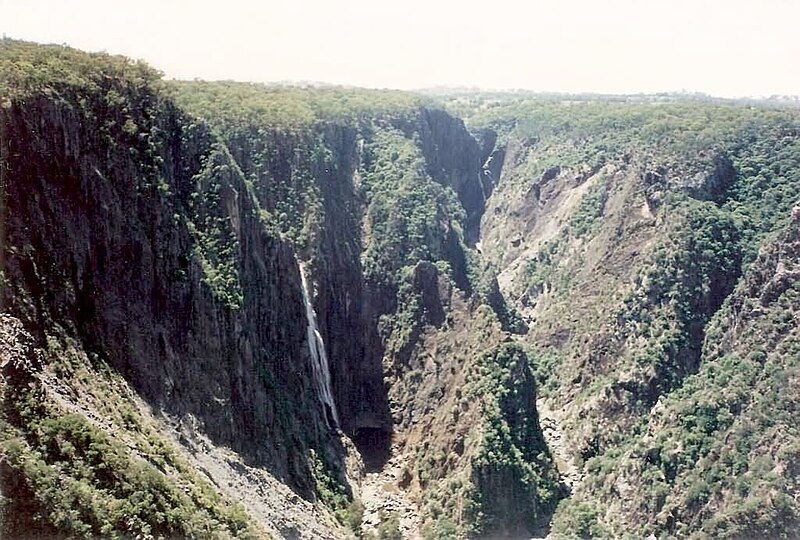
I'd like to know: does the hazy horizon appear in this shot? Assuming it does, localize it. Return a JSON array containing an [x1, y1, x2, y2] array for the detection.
[[2, 0, 799, 98]]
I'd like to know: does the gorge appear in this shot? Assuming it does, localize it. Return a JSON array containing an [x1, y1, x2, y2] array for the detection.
[[1, 40, 800, 539]]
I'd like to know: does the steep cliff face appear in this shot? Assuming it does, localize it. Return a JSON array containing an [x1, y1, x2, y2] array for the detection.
[[201, 122, 381, 435], [173, 83, 560, 535], [171, 95, 487, 436], [1, 42, 558, 538], [0, 72, 346, 483], [416, 108, 488, 244], [0, 42, 351, 537], [6, 41, 799, 540]]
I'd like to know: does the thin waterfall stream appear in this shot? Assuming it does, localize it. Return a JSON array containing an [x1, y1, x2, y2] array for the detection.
[[298, 261, 340, 429]]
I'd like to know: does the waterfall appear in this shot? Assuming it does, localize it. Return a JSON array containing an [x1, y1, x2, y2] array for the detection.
[[477, 170, 488, 202], [298, 262, 340, 429], [479, 154, 498, 201]]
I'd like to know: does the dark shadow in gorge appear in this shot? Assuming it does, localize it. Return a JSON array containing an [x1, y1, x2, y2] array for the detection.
[[351, 427, 391, 473]]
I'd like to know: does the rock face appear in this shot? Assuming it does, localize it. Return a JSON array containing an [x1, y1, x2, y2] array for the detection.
[[209, 111, 490, 437], [6, 41, 799, 540], [0, 83, 343, 496], [416, 108, 488, 244], [1, 41, 555, 538], [218, 124, 374, 434]]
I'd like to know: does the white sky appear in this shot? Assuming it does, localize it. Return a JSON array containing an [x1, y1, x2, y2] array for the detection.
[[2, 0, 799, 97]]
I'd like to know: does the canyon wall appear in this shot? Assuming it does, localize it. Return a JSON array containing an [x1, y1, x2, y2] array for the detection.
[[1, 42, 556, 538]]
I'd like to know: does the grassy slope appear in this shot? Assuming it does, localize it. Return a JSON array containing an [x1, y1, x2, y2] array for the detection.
[[1, 317, 261, 538]]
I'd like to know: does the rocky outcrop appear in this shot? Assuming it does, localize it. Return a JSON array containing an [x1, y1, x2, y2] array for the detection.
[[418, 109, 488, 244], [643, 153, 736, 209]]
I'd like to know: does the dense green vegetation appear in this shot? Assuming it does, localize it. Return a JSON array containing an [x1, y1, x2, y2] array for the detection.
[[187, 143, 247, 309], [0, 38, 162, 100], [464, 343, 561, 536], [611, 197, 742, 396], [175, 77, 486, 320], [567, 179, 609, 238], [407, 341, 562, 539], [464, 97, 800, 215], [723, 120, 800, 263], [361, 128, 466, 294], [174, 80, 427, 132], [553, 218, 800, 538], [1, 332, 257, 539]]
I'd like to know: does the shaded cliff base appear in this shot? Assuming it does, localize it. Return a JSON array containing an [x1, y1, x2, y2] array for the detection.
[[0, 314, 350, 539]]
